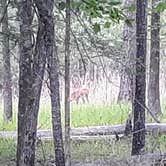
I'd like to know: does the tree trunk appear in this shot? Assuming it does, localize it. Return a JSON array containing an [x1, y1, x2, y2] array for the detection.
[[47, 35, 65, 166], [1, 0, 12, 121], [96, 66, 100, 84], [17, 0, 47, 165], [118, 74, 131, 103], [89, 64, 95, 81], [64, 0, 71, 165], [148, 0, 161, 116], [132, 0, 147, 155], [46, 1, 65, 165], [17, 1, 35, 165], [117, 0, 136, 103], [78, 58, 86, 83]]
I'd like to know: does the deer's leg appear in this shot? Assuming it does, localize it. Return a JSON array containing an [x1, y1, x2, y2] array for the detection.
[[76, 97, 79, 104], [85, 94, 89, 103], [82, 97, 85, 104]]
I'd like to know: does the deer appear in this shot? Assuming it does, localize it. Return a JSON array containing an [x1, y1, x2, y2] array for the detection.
[[70, 87, 89, 104]]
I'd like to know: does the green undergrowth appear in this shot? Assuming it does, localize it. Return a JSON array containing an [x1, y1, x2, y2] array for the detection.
[[0, 103, 131, 131], [1, 102, 166, 131], [70, 104, 131, 127], [1, 134, 166, 164]]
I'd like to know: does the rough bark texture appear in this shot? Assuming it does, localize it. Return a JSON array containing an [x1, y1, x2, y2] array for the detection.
[[124, 113, 132, 136], [17, 0, 47, 165], [46, 0, 65, 165], [65, 0, 71, 165], [148, 0, 161, 116], [118, 74, 131, 103], [117, 0, 136, 103], [47, 36, 65, 166], [1, 0, 13, 121], [17, 0, 35, 165], [132, 0, 147, 155]]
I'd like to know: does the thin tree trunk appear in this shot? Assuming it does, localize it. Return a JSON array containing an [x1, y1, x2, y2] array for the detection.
[[79, 58, 86, 83], [1, 0, 12, 121], [89, 64, 95, 81], [47, 35, 65, 166], [117, 74, 131, 103], [65, 0, 71, 165], [46, 0, 65, 165], [132, 0, 147, 155], [96, 66, 100, 84], [148, 0, 161, 116], [117, 0, 136, 103]]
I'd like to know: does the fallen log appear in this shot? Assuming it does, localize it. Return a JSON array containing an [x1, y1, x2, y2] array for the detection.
[[0, 123, 166, 140], [71, 123, 166, 136], [70, 124, 125, 136]]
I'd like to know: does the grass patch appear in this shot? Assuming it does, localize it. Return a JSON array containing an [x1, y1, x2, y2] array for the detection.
[[1, 102, 166, 131], [0, 104, 17, 131], [0, 138, 16, 160], [71, 104, 131, 127], [71, 138, 131, 161], [0, 103, 131, 131], [1, 134, 166, 164]]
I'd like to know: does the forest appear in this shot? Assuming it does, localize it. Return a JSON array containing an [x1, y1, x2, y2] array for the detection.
[[0, 0, 166, 166]]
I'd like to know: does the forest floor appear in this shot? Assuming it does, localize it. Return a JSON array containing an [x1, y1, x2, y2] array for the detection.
[[0, 103, 166, 165], [0, 134, 166, 165], [0, 152, 166, 166]]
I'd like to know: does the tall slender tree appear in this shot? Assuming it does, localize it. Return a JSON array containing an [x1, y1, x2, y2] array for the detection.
[[148, 0, 161, 116], [117, 0, 136, 103], [132, 0, 147, 155], [64, 0, 71, 165], [1, 0, 13, 121], [45, 0, 65, 165], [48, 47, 65, 166]]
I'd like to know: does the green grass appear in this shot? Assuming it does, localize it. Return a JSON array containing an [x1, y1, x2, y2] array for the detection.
[[0, 101, 166, 164], [71, 104, 131, 127], [1, 102, 166, 131], [1, 103, 166, 165], [0, 103, 131, 131], [1, 134, 166, 165], [0, 138, 16, 159], [0, 138, 130, 164]]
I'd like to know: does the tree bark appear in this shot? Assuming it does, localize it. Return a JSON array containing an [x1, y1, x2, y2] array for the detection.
[[46, 1, 65, 165], [132, 0, 147, 155], [17, 1, 35, 165], [148, 0, 161, 116], [17, 0, 47, 165], [47, 34, 65, 166], [1, 0, 13, 121], [64, 0, 71, 165], [117, 74, 131, 103], [117, 0, 136, 103]]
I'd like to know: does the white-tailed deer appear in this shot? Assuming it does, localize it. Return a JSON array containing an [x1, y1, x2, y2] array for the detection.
[[70, 87, 89, 104]]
